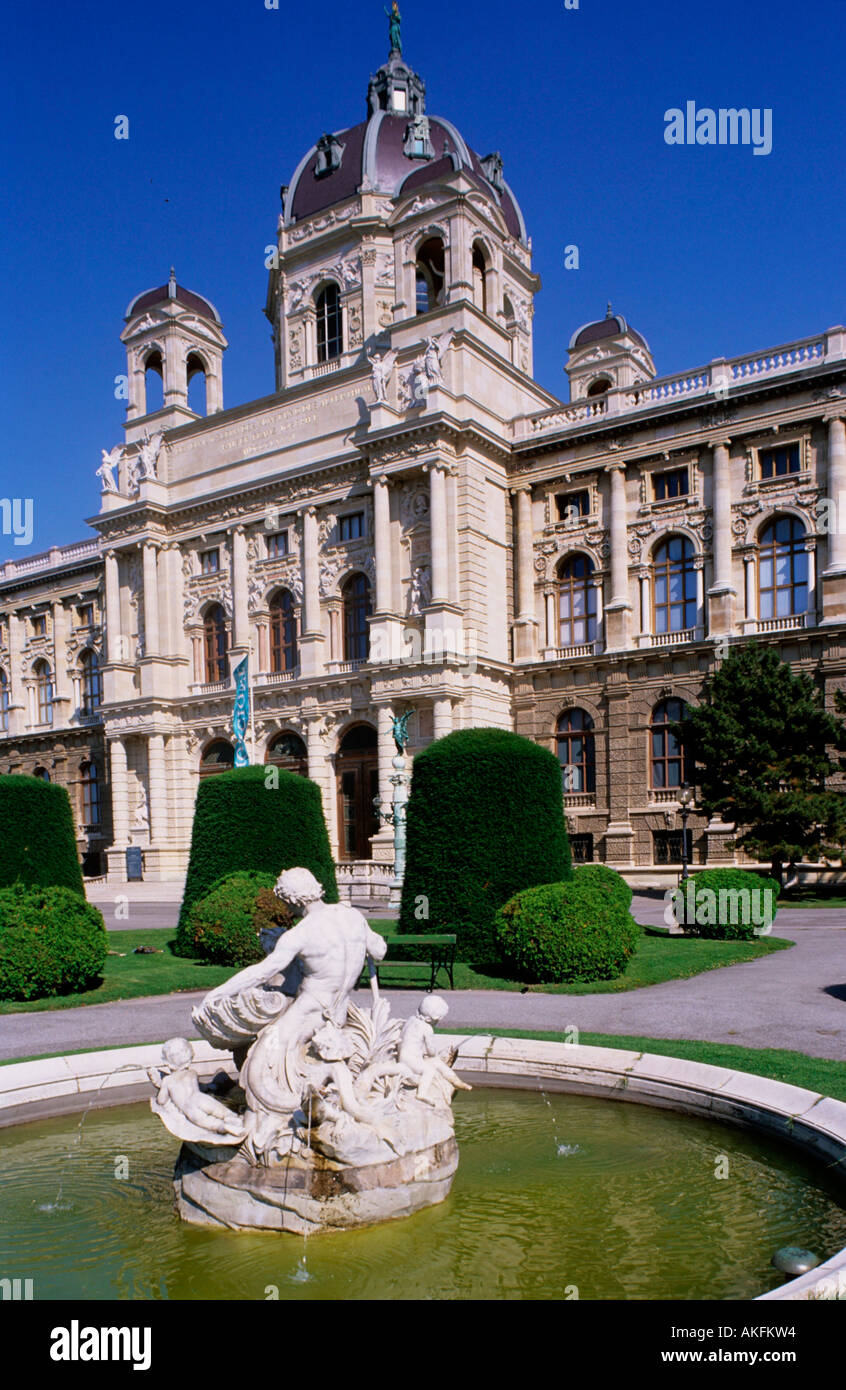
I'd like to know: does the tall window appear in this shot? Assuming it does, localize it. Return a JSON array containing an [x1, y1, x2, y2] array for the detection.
[[557, 554, 597, 647], [316, 283, 342, 362], [472, 242, 488, 315], [342, 573, 372, 661], [557, 708, 596, 794], [187, 352, 207, 416], [269, 589, 298, 673], [760, 443, 800, 480], [339, 512, 365, 542], [650, 699, 691, 791], [203, 604, 229, 683], [759, 516, 808, 620], [0, 670, 8, 734], [415, 238, 446, 315], [34, 660, 53, 726], [653, 536, 697, 634], [80, 761, 101, 827], [80, 650, 102, 715]]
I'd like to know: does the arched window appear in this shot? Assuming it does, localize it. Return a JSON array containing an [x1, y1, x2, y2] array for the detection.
[[316, 283, 342, 362], [587, 376, 612, 398], [472, 242, 488, 315], [342, 573, 372, 662], [653, 536, 697, 635], [187, 352, 207, 415], [650, 699, 691, 790], [269, 589, 298, 673], [80, 650, 102, 716], [203, 604, 229, 684], [503, 294, 516, 328], [144, 349, 164, 414], [759, 516, 808, 620], [0, 670, 8, 734], [34, 660, 53, 726], [557, 554, 597, 647], [557, 708, 596, 794], [33, 766, 50, 782], [200, 740, 235, 778], [80, 761, 101, 827], [415, 237, 446, 315], [265, 731, 308, 776]]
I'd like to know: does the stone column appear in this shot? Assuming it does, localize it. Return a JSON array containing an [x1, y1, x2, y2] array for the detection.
[[593, 575, 604, 649], [305, 717, 334, 855], [299, 507, 325, 675], [256, 617, 269, 673], [373, 475, 393, 613], [604, 463, 632, 650], [142, 543, 160, 656], [638, 571, 650, 637], [109, 738, 130, 847], [371, 704, 397, 864], [105, 550, 123, 663], [232, 527, 249, 652], [694, 556, 705, 633], [433, 696, 452, 740], [743, 552, 757, 629], [147, 733, 168, 843], [191, 632, 203, 684], [428, 463, 449, 604], [708, 440, 736, 635], [51, 601, 71, 709], [544, 590, 556, 655], [512, 487, 538, 660], [822, 416, 846, 623]]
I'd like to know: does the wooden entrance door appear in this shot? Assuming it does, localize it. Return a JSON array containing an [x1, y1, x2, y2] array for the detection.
[[336, 724, 379, 860]]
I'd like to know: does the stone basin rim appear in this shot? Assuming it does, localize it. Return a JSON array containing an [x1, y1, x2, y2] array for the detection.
[[1, 1034, 844, 1303]]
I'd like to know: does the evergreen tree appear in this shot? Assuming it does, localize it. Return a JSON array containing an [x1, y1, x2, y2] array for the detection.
[[678, 644, 846, 883]]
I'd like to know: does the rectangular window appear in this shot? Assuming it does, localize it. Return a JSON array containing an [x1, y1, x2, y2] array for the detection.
[[266, 531, 289, 559], [569, 834, 594, 864], [653, 468, 689, 502], [652, 829, 693, 865], [200, 549, 220, 575], [32, 615, 47, 638], [760, 443, 801, 479], [555, 490, 591, 523], [339, 512, 365, 542], [78, 604, 95, 627]]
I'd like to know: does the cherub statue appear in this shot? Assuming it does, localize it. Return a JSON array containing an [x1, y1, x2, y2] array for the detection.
[[97, 446, 122, 494], [399, 996, 472, 1107], [423, 329, 455, 387], [368, 347, 399, 404], [148, 1038, 248, 1142]]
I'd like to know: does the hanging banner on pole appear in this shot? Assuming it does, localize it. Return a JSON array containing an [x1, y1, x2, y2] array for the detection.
[[232, 655, 251, 767]]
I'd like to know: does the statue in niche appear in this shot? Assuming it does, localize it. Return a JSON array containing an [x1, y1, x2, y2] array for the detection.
[[97, 446, 122, 494], [132, 783, 150, 831], [423, 329, 455, 387], [368, 347, 399, 403], [409, 562, 431, 612]]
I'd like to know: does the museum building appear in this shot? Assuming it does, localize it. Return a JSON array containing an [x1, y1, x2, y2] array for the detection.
[[1, 43, 845, 891]]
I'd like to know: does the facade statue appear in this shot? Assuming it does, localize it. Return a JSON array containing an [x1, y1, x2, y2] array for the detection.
[[386, 1, 402, 54], [368, 347, 399, 404], [391, 707, 413, 754], [152, 865, 471, 1233], [409, 562, 431, 612], [133, 431, 164, 488], [423, 329, 455, 386], [97, 446, 122, 494]]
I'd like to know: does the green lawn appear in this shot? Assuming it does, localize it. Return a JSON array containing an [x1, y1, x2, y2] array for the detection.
[[780, 887, 846, 910], [457, 1028, 846, 1103], [0, 924, 792, 1013]]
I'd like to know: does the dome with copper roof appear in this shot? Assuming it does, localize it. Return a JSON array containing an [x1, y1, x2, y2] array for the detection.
[[569, 305, 647, 352], [283, 51, 527, 244], [125, 270, 222, 326]]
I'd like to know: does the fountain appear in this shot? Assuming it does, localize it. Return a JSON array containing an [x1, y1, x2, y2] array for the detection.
[[147, 867, 471, 1234]]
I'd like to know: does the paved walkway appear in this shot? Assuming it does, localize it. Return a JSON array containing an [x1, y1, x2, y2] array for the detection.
[[1, 900, 844, 1063]]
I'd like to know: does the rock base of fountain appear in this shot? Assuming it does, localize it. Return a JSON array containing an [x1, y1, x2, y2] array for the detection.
[[174, 1137, 459, 1234]]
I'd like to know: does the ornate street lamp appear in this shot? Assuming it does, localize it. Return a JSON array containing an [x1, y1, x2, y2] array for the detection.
[[373, 710, 413, 908], [679, 784, 695, 883]]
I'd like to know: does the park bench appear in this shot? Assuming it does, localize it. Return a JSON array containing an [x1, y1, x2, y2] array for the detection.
[[364, 934, 457, 991]]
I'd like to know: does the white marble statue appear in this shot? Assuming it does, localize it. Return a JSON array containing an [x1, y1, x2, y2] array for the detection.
[[132, 431, 163, 489], [423, 328, 455, 386], [97, 446, 122, 494], [368, 347, 398, 404], [153, 866, 471, 1232]]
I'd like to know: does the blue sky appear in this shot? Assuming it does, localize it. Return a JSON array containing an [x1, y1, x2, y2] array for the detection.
[[1, 0, 843, 562]]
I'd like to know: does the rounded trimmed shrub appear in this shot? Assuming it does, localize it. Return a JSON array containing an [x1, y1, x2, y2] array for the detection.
[[0, 775, 84, 895], [399, 728, 572, 965], [672, 868, 780, 939], [495, 879, 640, 984], [573, 864, 632, 911], [0, 884, 107, 1000], [176, 766, 338, 955], [186, 871, 294, 967]]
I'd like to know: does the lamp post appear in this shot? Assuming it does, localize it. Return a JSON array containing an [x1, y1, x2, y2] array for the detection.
[[679, 785, 695, 883], [373, 710, 413, 909]]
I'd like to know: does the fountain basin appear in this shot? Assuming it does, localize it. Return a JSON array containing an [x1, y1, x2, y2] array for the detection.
[[1, 1036, 845, 1299]]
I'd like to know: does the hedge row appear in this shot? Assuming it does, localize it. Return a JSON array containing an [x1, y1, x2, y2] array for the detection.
[[0, 775, 84, 895], [0, 884, 106, 1000]]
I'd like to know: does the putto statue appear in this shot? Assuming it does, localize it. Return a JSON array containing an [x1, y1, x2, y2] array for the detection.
[[150, 867, 470, 1233]]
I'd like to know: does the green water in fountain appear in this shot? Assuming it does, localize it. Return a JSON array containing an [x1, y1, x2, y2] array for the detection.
[[2, 1089, 844, 1300]]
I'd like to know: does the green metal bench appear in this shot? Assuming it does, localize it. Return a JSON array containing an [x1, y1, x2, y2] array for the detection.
[[365, 934, 457, 991]]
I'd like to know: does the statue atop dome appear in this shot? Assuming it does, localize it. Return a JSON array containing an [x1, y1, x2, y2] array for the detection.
[[386, 1, 402, 55]]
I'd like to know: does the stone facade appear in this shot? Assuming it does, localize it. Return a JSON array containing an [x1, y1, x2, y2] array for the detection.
[[1, 48, 845, 885]]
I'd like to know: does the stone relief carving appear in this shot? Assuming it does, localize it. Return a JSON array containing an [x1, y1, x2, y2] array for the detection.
[[400, 483, 430, 528], [288, 204, 357, 243], [348, 301, 363, 349]]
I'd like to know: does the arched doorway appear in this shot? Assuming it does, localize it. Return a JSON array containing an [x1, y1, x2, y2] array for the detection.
[[200, 739, 235, 778], [335, 723, 378, 861], [265, 730, 308, 776]]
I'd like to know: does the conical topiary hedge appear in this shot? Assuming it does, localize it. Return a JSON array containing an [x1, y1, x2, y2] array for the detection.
[[175, 766, 338, 954], [0, 774, 84, 895], [398, 727, 572, 964]]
